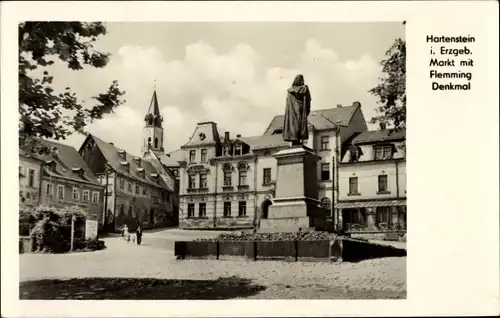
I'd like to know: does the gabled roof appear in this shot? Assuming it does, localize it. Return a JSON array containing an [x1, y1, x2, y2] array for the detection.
[[239, 134, 289, 151], [153, 149, 183, 167], [89, 135, 168, 189], [263, 105, 359, 135], [38, 139, 101, 186], [181, 121, 221, 148], [352, 129, 406, 144]]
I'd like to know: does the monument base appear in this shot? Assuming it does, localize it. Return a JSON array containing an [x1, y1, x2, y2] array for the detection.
[[259, 197, 328, 233]]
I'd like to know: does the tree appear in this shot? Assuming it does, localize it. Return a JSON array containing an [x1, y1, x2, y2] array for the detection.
[[19, 22, 126, 147], [369, 37, 406, 131]]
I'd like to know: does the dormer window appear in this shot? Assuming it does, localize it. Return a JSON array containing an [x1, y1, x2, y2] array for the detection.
[[234, 144, 242, 156], [272, 129, 283, 135], [137, 167, 145, 178], [134, 157, 142, 167], [120, 161, 130, 173], [118, 149, 126, 160], [45, 160, 57, 173], [71, 167, 85, 178], [150, 172, 159, 183], [349, 146, 361, 162], [374, 145, 393, 160]]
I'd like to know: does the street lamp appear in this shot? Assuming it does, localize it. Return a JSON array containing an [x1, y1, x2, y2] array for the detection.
[[310, 113, 341, 230]]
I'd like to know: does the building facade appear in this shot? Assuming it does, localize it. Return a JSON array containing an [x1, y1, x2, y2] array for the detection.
[[79, 90, 178, 232], [176, 102, 369, 229], [19, 139, 104, 222], [337, 127, 406, 238], [19, 150, 43, 209]]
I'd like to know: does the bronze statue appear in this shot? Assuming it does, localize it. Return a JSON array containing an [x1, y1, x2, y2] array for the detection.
[[283, 74, 312, 146]]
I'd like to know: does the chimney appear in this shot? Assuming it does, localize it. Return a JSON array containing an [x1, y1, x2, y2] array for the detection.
[[379, 122, 387, 130], [224, 131, 230, 141], [352, 101, 361, 108], [336, 104, 342, 108], [236, 134, 241, 138]]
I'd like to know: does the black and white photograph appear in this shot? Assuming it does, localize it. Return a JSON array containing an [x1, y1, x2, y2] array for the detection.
[[17, 21, 407, 300], [3, 1, 499, 316]]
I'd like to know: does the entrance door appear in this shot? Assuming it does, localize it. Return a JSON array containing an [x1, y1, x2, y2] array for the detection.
[[261, 199, 272, 219], [149, 209, 155, 225]]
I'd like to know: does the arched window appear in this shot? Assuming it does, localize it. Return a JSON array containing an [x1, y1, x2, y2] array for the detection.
[[154, 137, 159, 149], [147, 137, 152, 147], [321, 197, 331, 210]]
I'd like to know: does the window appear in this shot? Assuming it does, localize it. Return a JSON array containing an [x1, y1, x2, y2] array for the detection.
[[223, 202, 231, 217], [28, 169, 35, 187], [72, 188, 80, 200], [238, 201, 246, 216], [188, 174, 196, 189], [119, 177, 124, 189], [234, 144, 242, 156], [199, 173, 207, 188], [223, 146, 229, 156], [374, 146, 392, 160], [349, 177, 359, 194], [263, 168, 272, 185], [188, 203, 195, 218], [143, 187, 147, 195], [349, 147, 359, 162], [321, 197, 331, 210], [223, 171, 232, 186], [189, 150, 196, 162], [57, 185, 65, 199], [92, 191, 99, 204], [321, 163, 330, 181], [128, 206, 133, 217], [199, 203, 206, 217], [378, 175, 388, 192], [377, 207, 390, 224], [83, 190, 90, 201], [45, 183, 53, 197], [320, 136, 329, 150], [135, 184, 140, 194], [239, 170, 247, 186], [128, 181, 132, 192], [201, 149, 207, 162]]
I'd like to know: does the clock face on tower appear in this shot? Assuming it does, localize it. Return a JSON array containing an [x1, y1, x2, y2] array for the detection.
[[199, 133, 206, 140]]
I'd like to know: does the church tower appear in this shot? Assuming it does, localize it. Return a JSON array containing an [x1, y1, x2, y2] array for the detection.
[[142, 89, 164, 154]]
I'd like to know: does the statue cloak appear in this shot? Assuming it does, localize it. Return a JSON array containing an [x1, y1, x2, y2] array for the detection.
[[282, 74, 312, 142]]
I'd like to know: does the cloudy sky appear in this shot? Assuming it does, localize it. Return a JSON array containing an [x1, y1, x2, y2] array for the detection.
[[48, 22, 405, 155]]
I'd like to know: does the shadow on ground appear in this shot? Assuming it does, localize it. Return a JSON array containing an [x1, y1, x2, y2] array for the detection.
[[20, 276, 266, 300]]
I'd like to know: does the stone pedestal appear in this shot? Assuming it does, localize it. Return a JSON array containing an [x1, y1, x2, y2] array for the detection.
[[259, 145, 328, 233]]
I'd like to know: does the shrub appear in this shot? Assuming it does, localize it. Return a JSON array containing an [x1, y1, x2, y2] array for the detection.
[[19, 208, 37, 236], [29, 217, 68, 253]]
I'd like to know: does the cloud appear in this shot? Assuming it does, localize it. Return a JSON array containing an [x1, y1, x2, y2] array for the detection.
[[50, 38, 383, 154]]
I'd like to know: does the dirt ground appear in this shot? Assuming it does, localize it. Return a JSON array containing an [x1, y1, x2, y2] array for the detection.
[[19, 229, 407, 299]]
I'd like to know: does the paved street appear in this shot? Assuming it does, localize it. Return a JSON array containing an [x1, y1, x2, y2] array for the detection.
[[20, 229, 406, 299]]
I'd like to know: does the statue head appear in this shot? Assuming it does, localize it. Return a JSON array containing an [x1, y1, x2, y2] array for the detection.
[[292, 74, 305, 86]]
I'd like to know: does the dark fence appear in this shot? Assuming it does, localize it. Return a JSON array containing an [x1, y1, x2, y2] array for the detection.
[[174, 238, 404, 262]]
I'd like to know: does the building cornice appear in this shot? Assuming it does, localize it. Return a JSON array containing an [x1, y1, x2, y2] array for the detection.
[[340, 158, 405, 167]]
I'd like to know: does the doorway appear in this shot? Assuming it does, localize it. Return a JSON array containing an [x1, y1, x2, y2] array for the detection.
[[261, 199, 272, 219]]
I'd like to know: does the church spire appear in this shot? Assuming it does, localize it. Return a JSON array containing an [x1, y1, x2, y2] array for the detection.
[[147, 90, 161, 117], [144, 88, 162, 127]]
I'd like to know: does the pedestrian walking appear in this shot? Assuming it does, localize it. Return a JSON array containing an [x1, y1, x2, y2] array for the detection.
[[123, 224, 130, 242], [136, 226, 143, 245]]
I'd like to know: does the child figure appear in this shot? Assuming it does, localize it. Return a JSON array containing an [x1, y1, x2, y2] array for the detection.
[[123, 224, 130, 242]]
